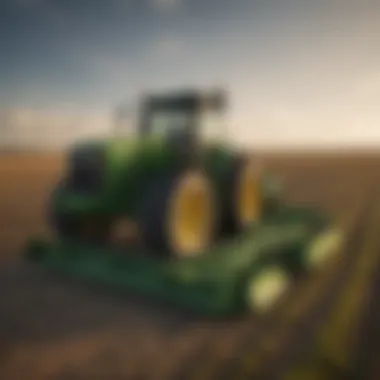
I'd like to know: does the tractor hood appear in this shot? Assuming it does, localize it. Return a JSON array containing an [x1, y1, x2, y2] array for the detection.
[[60, 132, 240, 219], [68, 135, 172, 176], [63, 135, 179, 215]]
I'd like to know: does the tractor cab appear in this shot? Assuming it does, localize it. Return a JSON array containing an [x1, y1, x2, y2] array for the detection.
[[115, 90, 227, 145]]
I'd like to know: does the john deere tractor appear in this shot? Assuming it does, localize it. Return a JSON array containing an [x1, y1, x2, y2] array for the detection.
[[26, 89, 343, 316], [50, 89, 269, 258]]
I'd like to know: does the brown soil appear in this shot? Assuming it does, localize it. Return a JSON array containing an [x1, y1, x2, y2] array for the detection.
[[0, 151, 379, 380]]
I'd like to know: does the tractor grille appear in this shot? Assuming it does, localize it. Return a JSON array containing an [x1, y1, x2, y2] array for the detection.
[[67, 147, 105, 193]]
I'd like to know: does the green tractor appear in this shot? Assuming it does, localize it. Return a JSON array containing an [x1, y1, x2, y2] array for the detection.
[[26, 89, 344, 317], [50, 89, 273, 258]]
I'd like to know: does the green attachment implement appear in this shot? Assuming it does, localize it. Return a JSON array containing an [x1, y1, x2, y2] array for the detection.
[[25, 204, 341, 317]]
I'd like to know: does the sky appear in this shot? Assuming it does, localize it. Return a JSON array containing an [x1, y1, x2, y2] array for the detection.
[[0, 0, 380, 148]]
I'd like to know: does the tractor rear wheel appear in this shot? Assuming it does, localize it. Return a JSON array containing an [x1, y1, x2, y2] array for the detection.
[[139, 169, 218, 258]]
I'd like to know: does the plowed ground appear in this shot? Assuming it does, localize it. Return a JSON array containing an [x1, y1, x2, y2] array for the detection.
[[0, 151, 380, 380]]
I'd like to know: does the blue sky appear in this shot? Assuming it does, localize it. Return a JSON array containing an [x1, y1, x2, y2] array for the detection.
[[1, 0, 380, 147]]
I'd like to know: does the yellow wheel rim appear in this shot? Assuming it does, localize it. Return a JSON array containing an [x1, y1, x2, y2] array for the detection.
[[246, 267, 290, 313], [305, 227, 344, 269], [168, 171, 215, 258], [236, 160, 262, 228]]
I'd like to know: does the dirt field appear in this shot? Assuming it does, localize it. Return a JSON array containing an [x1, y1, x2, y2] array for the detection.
[[1, 151, 380, 379]]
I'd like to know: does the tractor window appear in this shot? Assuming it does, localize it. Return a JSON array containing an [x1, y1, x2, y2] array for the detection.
[[200, 109, 224, 141], [148, 110, 191, 137]]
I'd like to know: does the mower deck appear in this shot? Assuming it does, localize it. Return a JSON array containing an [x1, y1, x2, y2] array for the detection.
[[25, 204, 339, 317]]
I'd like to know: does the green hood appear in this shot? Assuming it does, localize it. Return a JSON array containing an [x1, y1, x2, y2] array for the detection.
[[59, 135, 235, 216], [65, 135, 179, 214]]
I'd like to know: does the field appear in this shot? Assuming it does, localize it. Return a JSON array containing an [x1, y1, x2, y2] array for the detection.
[[1, 151, 380, 379]]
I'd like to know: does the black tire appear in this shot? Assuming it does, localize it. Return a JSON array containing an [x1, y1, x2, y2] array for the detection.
[[138, 169, 218, 258], [221, 155, 263, 235]]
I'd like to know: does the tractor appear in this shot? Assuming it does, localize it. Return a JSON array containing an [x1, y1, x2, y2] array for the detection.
[[50, 89, 272, 258], [25, 89, 343, 317]]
